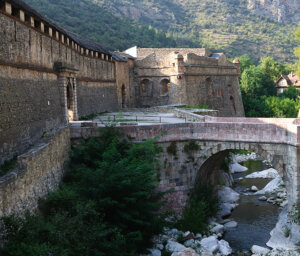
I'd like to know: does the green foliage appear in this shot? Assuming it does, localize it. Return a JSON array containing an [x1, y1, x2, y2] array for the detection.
[[260, 57, 291, 81], [0, 156, 18, 177], [241, 65, 276, 97], [284, 226, 290, 238], [79, 111, 108, 121], [0, 127, 165, 255], [184, 141, 200, 153], [167, 141, 177, 156], [264, 96, 300, 118], [24, 0, 178, 51], [279, 86, 300, 100], [295, 24, 300, 76], [230, 149, 250, 155], [176, 184, 219, 234], [237, 54, 255, 73], [291, 202, 300, 225], [238, 54, 300, 118]]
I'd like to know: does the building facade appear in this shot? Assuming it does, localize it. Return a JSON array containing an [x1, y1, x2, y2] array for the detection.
[[125, 47, 245, 117], [276, 73, 300, 94]]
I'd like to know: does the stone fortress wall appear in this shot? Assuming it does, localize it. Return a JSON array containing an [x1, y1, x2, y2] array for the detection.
[[126, 47, 245, 117], [0, 0, 122, 165], [0, 0, 126, 216]]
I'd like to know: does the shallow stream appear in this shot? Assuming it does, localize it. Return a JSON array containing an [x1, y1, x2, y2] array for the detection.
[[223, 160, 281, 254]]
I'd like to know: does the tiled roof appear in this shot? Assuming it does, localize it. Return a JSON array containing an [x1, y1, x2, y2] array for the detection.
[[276, 73, 300, 87]]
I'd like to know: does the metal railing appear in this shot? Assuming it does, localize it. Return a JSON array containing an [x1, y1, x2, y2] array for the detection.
[[95, 115, 187, 123]]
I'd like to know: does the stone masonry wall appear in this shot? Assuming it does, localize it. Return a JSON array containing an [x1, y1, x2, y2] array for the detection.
[[0, 126, 70, 216], [0, 9, 119, 163], [132, 49, 245, 117]]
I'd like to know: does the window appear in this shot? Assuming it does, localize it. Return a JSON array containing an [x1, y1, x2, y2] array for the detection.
[[160, 79, 171, 96]]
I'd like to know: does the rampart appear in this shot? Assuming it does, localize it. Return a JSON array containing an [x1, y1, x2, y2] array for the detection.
[[0, 0, 122, 164]]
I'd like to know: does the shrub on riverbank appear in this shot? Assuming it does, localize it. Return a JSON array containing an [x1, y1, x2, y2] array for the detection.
[[0, 127, 165, 256], [175, 184, 219, 234]]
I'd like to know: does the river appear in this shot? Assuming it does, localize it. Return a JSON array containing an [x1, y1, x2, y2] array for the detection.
[[223, 159, 281, 254]]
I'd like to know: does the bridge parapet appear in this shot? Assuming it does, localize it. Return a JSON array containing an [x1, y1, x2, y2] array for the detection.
[[70, 117, 300, 146]]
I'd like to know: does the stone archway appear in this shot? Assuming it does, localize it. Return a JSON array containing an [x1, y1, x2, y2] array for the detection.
[[55, 62, 78, 122], [160, 78, 171, 96], [66, 78, 77, 121], [193, 141, 293, 204]]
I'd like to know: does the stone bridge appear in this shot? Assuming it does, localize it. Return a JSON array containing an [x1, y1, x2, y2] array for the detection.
[[71, 116, 300, 213]]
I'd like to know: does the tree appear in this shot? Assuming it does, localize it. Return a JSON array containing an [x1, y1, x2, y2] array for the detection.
[[259, 57, 289, 81], [265, 96, 299, 118], [235, 54, 254, 73], [279, 86, 300, 100], [0, 127, 165, 256], [240, 65, 276, 97], [295, 24, 300, 76]]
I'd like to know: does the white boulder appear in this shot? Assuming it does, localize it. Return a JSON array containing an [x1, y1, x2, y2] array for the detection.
[[251, 245, 270, 255], [218, 203, 238, 218], [246, 168, 279, 179], [184, 239, 195, 247], [218, 240, 232, 255], [224, 221, 238, 229], [176, 248, 200, 256], [218, 186, 240, 203], [210, 223, 224, 234], [255, 177, 284, 195], [200, 236, 219, 254], [229, 163, 248, 173], [148, 249, 162, 256], [251, 186, 259, 192], [233, 152, 257, 163], [166, 240, 186, 253]]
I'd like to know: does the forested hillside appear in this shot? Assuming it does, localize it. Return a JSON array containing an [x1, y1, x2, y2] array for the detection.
[[22, 0, 181, 51], [24, 0, 298, 62]]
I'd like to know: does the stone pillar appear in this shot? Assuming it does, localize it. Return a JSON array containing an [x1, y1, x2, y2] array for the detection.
[[58, 74, 68, 124], [72, 78, 79, 121], [55, 62, 79, 122]]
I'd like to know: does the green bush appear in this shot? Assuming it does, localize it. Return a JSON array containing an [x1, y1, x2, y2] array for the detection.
[[184, 141, 200, 153], [0, 156, 18, 177], [0, 127, 165, 256], [176, 184, 219, 234]]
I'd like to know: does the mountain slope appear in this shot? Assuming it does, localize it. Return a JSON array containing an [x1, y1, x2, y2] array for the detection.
[[95, 0, 299, 62], [24, 0, 298, 62], [23, 0, 181, 51]]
